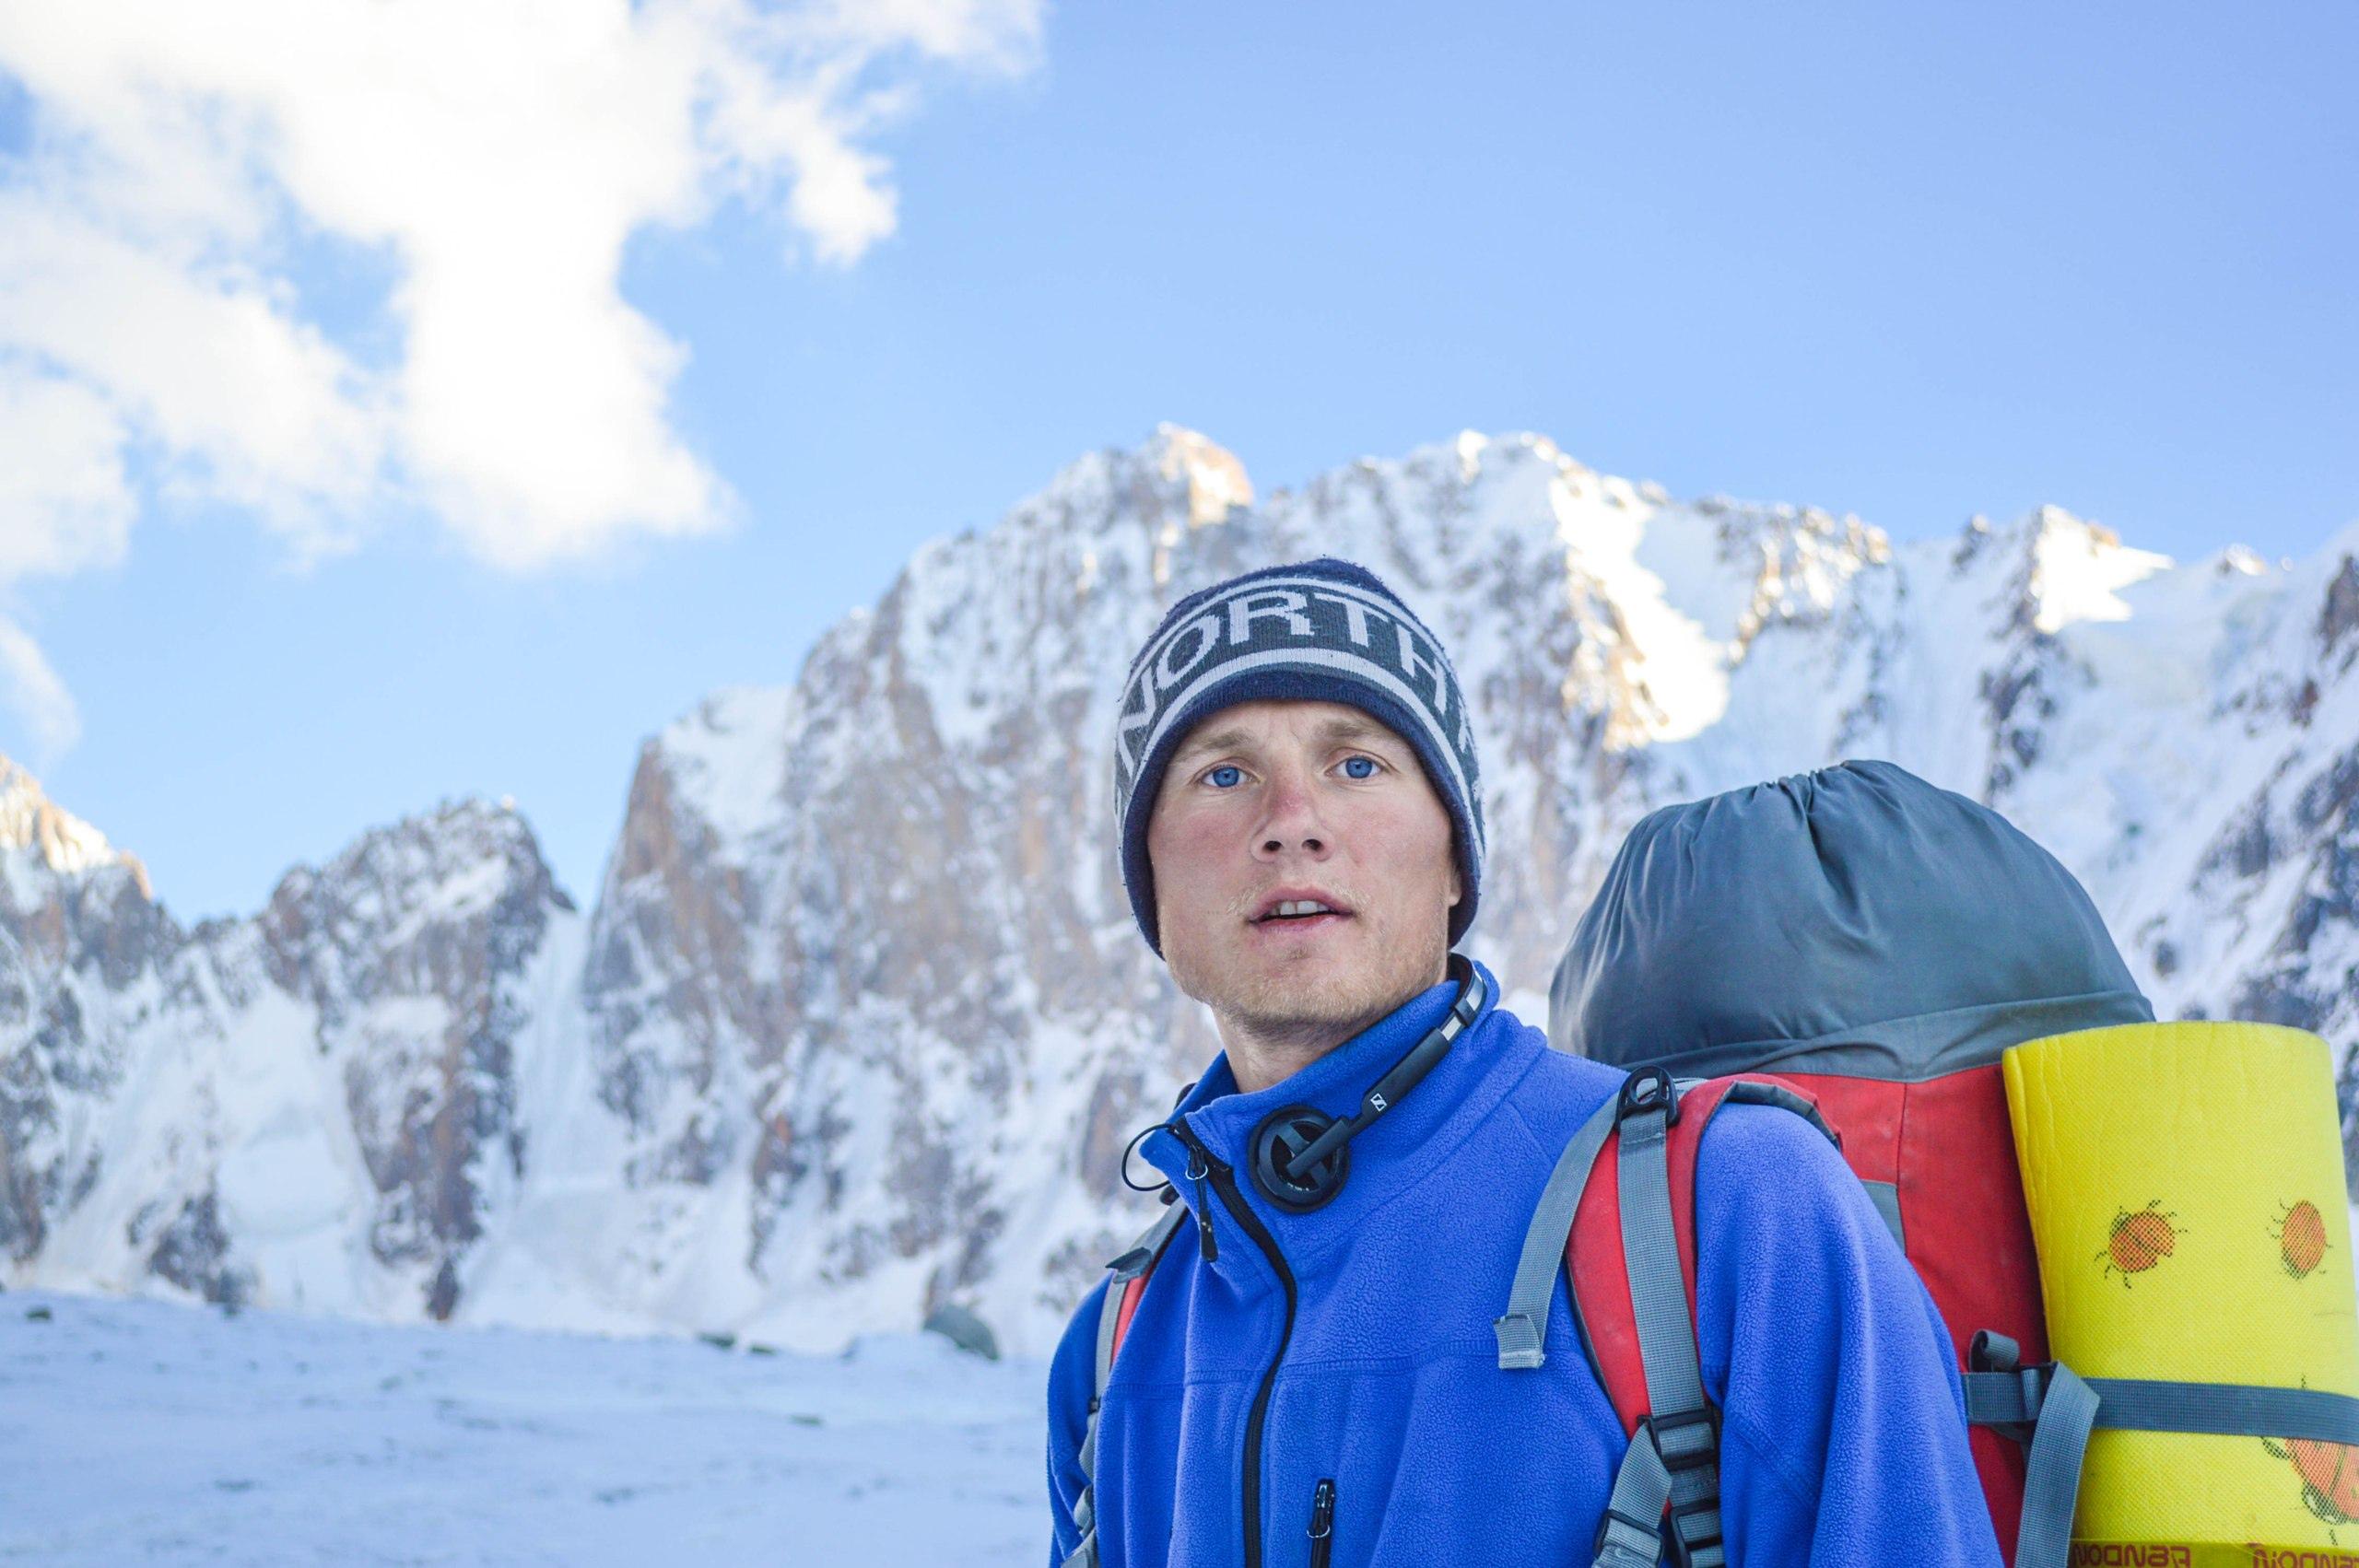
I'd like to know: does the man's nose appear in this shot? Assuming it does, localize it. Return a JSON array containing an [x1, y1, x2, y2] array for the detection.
[[1255, 768, 1330, 858]]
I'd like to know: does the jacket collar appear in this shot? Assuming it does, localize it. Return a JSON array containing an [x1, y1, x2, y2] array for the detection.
[[1137, 958, 1530, 1279]]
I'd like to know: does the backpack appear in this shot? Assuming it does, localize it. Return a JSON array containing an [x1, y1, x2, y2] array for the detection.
[[1063, 762, 2359, 1568], [1491, 1059, 2049, 1568], [1525, 761, 2359, 1568]]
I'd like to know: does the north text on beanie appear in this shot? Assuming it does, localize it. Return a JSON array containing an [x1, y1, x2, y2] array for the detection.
[[1111, 556, 1485, 955]]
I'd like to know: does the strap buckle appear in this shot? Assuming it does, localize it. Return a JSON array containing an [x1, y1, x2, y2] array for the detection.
[[1668, 1511, 1726, 1568], [1591, 1504, 1665, 1568], [1667, 1485, 1726, 1562], [1643, 1403, 1721, 1473], [1617, 1066, 1680, 1128]]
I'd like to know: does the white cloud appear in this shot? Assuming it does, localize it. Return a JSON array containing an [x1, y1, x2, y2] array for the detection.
[[0, 0, 1039, 752], [0, 369, 135, 584], [0, 614, 80, 764]]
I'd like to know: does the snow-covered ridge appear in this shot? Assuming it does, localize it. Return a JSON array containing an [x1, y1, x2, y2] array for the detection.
[[0, 755, 145, 897], [5, 426, 2357, 1359]]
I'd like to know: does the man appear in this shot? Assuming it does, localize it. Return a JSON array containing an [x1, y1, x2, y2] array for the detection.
[[1047, 557, 2001, 1567]]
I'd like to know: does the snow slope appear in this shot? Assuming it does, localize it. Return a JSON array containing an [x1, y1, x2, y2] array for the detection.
[[0, 1289, 1042, 1566]]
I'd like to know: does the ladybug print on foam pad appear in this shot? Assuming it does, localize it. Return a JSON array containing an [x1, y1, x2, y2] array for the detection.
[[2099, 1199, 2183, 1286], [2263, 1436, 2359, 1538], [2274, 1199, 2330, 1281]]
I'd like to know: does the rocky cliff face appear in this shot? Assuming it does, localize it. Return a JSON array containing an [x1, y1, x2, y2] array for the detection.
[[6, 427, 2356, 1351], [0, 757, 170, 1262], [0, 773, 580, 1321]]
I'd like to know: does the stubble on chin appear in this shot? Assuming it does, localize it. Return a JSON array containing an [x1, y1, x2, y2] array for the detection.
[[1171, 921, 1447, 1061]]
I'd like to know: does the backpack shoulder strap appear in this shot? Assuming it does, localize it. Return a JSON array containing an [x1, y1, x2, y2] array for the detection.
[[1062, 1203, 1186, 1568], [1498, 1069, 1835, 1568]]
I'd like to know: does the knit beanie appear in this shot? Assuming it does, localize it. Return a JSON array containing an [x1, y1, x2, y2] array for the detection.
[[1111, 556, 1485, 955]]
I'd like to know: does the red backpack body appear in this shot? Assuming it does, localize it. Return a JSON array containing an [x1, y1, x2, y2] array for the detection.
[[1525, 762, 2170, 1568], [1530, 761, 2359, 1568], [1543, 1065, 2043, 1559]]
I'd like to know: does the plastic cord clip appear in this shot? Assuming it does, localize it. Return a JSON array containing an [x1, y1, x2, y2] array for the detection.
[[1617, 1065, 1680, 1128]]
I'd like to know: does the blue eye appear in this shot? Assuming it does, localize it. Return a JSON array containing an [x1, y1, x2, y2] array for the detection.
[[1342, 755, 1378, 779], [1207, 765, 1245, 789]]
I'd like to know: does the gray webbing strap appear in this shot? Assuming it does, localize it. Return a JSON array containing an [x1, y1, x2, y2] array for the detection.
[[1965, 1367, 2359, 1443], [2084, 1376, 2359, 1441], [1963, 1364, 2359, 1568], [1496, 1093, 1621, 1369], [1090, 1270, 1127, 1402], [1595, 1427, 1678, 1568], [1607, 1096, 1724, 1568], [2013, 1363, 2096, 1568], [1063, 1206, 1187, 1568], [1064, 1492, 1097, 1568], [1506, 1078, 1836, 1568], [1859, 1181, 1906, 1249]]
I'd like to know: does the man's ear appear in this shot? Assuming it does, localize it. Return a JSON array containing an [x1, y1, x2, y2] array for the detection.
[[1446, 858, 1462, 909]]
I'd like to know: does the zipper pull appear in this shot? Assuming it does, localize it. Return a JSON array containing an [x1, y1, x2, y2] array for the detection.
[[1168, 1121, 1224, 1262], [1308, 1479, 1335, 1568], [1186, 1149, 1218, 1261]]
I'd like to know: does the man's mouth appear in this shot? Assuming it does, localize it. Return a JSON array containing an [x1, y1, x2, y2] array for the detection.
[[1250, 894, 1353, 928]]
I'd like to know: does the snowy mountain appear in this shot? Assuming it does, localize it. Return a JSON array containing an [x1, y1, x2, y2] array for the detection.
[[0, 767, 583, 1321], [6, 426, 2358, 1354]]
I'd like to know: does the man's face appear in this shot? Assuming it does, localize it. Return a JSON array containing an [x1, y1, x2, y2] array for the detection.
[[1145, 699, 1461, 1044]]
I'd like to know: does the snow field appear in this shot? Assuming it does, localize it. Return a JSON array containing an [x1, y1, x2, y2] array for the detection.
[[0, 1290, 1044, 1567]]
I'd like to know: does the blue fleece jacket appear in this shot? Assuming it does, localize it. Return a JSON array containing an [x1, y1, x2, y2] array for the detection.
[[1045, 962, 2005, 1567]]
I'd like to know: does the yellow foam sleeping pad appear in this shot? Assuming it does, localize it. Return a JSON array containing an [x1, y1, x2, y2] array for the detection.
[[2006, 1022, 2359, 1566]]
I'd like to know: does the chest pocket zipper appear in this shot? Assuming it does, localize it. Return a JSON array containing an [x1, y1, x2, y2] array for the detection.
[[1308, 1478, 1335, 1568]]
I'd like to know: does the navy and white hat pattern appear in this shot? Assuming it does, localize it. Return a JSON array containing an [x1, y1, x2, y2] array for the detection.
[[1112, 556, 1485, 954]]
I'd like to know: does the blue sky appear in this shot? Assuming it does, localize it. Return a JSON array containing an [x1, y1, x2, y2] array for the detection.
[[2, 1, 2353, 923]]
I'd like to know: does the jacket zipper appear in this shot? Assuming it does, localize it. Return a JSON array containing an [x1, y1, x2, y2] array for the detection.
[[1308, 1479, 1335, 1568], [1170, 1121, 1297, 1568], [1183, 1149, 1218, 1262]]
